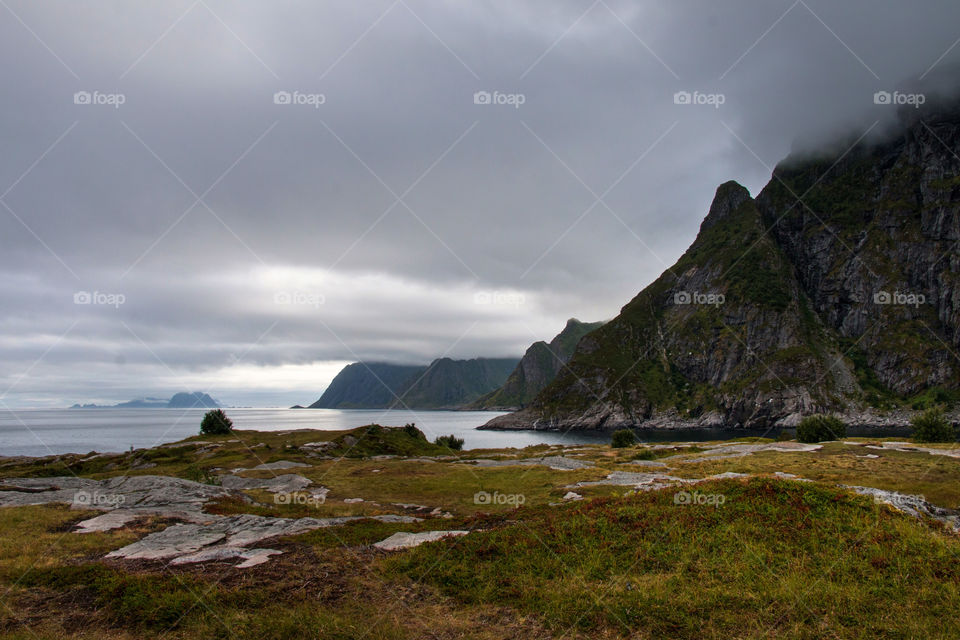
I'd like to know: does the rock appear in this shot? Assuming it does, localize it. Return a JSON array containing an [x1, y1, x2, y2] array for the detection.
[[458, 456, 593, 470], [107, 513, 422, 563], [75, 511, 142, 533], [251, 461, 310, 471], [343, 498, 364, 504], [857, 454, 880, 459], [220, 474, 312, 494], [170, 547, 283, 568], [845, 485, 960, 531], [0, 475, 236, 522], [563, 492, 582, 501], [373, 530, 469, 551]]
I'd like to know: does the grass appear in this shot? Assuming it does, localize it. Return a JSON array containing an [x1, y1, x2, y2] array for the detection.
[[384, 478, 960, 638], [1, 428, 960, 638]]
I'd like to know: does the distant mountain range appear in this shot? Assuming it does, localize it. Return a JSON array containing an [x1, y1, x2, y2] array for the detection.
[[468, 319, 605, 410], [71, 392, 220, 409], [308, 358, 518, 409], [486, 97, 960, 431]]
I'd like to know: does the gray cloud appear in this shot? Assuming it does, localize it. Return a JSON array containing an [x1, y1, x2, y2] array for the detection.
[[2, 0, 960, 406]]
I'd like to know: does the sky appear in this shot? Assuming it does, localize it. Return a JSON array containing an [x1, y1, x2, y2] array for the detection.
[[2, 0, 959, 408]]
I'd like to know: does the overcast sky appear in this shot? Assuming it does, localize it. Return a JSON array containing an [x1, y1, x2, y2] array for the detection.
[[1, 0, 959, 407]]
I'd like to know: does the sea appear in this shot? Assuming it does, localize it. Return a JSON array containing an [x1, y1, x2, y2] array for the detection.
[[0, 408, 911, 457]]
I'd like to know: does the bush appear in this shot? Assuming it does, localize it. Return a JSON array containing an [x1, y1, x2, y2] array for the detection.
[[911, 409, 955, 443], [434, 434, 464, 451], [403, 423, 426, 440], [611, 429, 636, 448], [199, 409, 233, 435], [796, 415, 846, 443]]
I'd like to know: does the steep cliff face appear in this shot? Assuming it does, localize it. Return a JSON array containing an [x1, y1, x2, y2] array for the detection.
[[470, 319, 605, 409], [485, 103, 960, 431], [308, 358, 518, 409], [308, 363, 427, 409]]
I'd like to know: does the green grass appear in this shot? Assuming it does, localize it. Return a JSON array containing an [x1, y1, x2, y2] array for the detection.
[[384, 478, 960, 638]]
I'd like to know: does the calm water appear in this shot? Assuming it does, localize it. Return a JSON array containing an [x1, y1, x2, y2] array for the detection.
[[0, 408, 912, 457]]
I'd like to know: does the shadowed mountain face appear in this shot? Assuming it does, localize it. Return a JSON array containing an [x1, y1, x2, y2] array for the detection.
[[486, 100, 960, 431], [469, 319, 605, 410], [308, 358, 518, 409]]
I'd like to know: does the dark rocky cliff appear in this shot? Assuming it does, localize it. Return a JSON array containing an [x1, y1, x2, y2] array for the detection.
[[484, 101, 960, 431]]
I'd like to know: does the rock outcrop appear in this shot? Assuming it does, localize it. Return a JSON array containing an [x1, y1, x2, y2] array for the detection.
[[469, 318, 605, 410], [485, 99, 960, 431]]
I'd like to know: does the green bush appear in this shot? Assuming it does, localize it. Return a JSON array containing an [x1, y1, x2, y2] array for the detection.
[[796, 415, 846, 443], [434, 434, 464, 451], [611, 429, 637, 448], [911, 409, 955, 443], [403, 423, 426, 440], [199, 409, 233, 435]]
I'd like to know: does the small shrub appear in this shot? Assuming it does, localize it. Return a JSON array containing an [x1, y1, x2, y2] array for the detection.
[[611, 429, 636, 448], [403, 423, 426, 440], [911, 409, 955, 443], [631, 448, 656, 460], [796, 415, 846, 443], [435, 434, 464, 451], [199, 409, 233, 435]]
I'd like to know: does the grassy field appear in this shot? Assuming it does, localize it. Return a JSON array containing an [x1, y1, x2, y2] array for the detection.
[[0, 425, 958, 639]]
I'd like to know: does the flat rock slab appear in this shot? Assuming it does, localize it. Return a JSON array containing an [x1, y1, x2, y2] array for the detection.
[[845, 485, 960, 531], [861, 443, 960, 458], [220, 474, 313, 494], [373, 530, 469, 551], [252, 461, 311, 471], [0, 475, 235, 520], [107, 513, 422, 563], [170, 547, 283, 568], [677, 443, 822, 463], [75, 511, 143, 533], [460, 456, 593, 471], [574, 470, 749, 490]]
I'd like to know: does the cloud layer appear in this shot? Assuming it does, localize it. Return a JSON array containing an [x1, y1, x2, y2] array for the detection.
[[2, 0, 959, 406]]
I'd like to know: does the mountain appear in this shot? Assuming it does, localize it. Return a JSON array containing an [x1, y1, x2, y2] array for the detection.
[[308, 363, 428, 409], [70, 392, 220, 409], [166, 392, 220, 409], [308, 358, 519, 409], [469, 318, 605, 410], [485, 99, 960, 431]]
